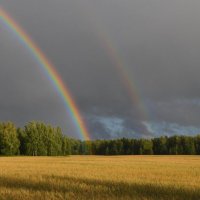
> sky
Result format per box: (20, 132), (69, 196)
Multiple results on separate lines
(1, 0), (200, 139)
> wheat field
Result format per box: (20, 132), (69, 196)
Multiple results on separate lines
(0, 156), (200, 200)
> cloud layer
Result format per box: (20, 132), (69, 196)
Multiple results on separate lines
(1, 0), (200, 138)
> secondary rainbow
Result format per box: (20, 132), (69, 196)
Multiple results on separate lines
(79, 2), (149, 122)
(0, 6), (90, 140)
(97, 31), (148, 121)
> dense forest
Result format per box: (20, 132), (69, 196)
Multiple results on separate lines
(0, 121), (200, 156)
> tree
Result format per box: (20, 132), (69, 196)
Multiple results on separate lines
(109, 140), (118, 155)
(62, 136), (71, 156)
(0, 122), (19, 155)
(179, 136), (195, 155)
(133, 140), (143, 155)
(17, 128), (27, 155)
(121, 138), (132, 155)
(153, 136), (168, 155)
(194, 135), (200, 155)
(24, 122), (64, 156)
(24, 122), (44, 156)
(141, 139), (153, 155)
(167, 136), (178, 155)
(70, 139), (81, 155)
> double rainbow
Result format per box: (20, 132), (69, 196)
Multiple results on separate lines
(0, 6), (90, 140)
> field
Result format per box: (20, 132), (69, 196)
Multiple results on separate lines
(0, 156), (200, 200)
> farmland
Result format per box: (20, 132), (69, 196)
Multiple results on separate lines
(0, 156), (200, 200)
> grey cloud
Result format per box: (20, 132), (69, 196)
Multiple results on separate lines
(1, 0), (200, 138)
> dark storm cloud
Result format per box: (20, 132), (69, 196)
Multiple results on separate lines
(1, 0), (200, 138)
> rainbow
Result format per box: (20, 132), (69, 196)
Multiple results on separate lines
(77, 2), (149, 123)
(0, 6), (90, 140)
(98, 31), (148, 121)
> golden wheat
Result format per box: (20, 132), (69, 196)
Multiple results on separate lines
(0, 156), (200, 200)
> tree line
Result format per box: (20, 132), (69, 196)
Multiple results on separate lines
(0, 122), (70, 156)
(0, 121), (200, 156)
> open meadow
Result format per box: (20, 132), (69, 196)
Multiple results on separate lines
(0, 156), (200, 200)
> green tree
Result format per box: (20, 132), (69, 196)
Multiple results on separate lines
(0, 122), (19, 155)
(179, 136), (195, 155)
(62, 136), (71, 155)
(194, 135), (200, 155)
(141, 139), (153, 155)
(109, 140), (118, 155)
(153, 136), (168, 155)
(167, 136), (178, 155)
(17, 128), (27, 155)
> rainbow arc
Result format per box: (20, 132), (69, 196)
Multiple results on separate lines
(0, 6), (90, 140)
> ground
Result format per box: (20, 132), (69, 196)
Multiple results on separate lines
(0, 156), (200, 200)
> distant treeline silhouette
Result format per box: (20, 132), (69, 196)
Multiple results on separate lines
(0, 121), (200, 156)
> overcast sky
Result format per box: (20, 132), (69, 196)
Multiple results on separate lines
(1, 0), (200, 139)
